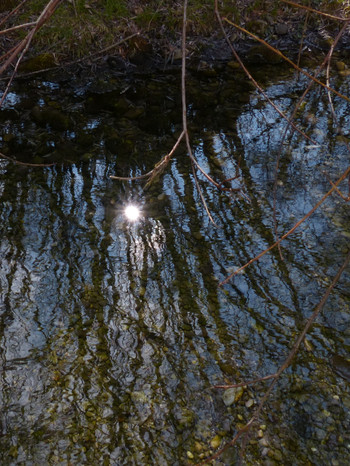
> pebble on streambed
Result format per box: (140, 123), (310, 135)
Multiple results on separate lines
(222, 386), (245, 406)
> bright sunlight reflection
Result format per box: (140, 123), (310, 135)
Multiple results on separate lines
(124, 205), (141, 221)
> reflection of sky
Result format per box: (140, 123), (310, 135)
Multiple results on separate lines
(84, 119), (100, 130)
(1, 72), (350, 464)
(41, 81), (60, 90)
(110, 211), (166, 269)
(237, 80), (350, 228)
(1, 91), (20, 107)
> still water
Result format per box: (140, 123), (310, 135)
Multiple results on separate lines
(0, 65), (350, 464)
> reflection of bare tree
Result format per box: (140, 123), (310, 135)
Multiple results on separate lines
(1, 1), (350, 464)
(204, 1), (350, 462)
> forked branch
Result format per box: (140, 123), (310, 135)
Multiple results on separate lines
(219, 165), (350, 286)
(110, 0), (245, 223)
(0, 0), (63, 107)
(223, 17), (350, 103)
(201, 249), (350, 464)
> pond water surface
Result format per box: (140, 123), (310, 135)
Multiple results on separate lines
(0, 64), (350, 465)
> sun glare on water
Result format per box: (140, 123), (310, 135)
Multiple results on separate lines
(124, 205), (141, 221)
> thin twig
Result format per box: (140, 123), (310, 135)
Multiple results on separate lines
(220, 165), (350, 286)
(215, 0), (349, 267)
(223, 17), (350, 103)
(213, 373), (277, 389)
(325, 32), (339, 124)
(181, 0), (217, 225)
(0, 33), (140, 81)
(214, 2), (316, 144)
(322, 171), (350, 201)
(0, 21), (36, 35)
(0, 30), (36, 107)
(0, 0), (29, 28)
(271, 21), (350, 258)
(0, 0), (63, 107)
(296, 9), (310, 78)
(201, 249), (350, 464)
(109, 130), (185, 182)
(0, 43), (21, 64)
(109, 1), (253, 210)
(281, 0), (350, 21)
(0, 151), (55, 167)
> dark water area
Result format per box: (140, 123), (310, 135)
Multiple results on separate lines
(0, 65), (350, 465)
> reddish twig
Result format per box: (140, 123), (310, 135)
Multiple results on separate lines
(0, 21), (36, 35)
(271, 20), (350, 257)
(223, 17), (350, 104)
(109, 130), (185, 182)
(0, 43), (21, 64)
(214, 1), (316, 145)
(219, 165), (350, 286)
(322, 171), (350, 202)
(201, 249), (350, 464)
(281, 0), (350, 21)
(0, 0), (29, 28)
(181, 0), (217, 225)
(213, 373), (277, 389)
(0, 0), (63, 107)
(296, 9), (310, 78)
(110, 0), (245, 219)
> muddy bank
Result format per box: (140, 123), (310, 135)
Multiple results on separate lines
(9, 32), (350, 93)
(2, 0), (350, 83)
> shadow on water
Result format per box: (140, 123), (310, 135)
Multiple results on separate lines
(0, 66), (350, 464)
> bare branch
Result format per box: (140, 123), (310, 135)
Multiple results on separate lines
(0, 0), (29, 28)
(271, 20), (350, 259)
(0, 151), (55, 167)
(214, 1), (316, 144)
(281, 0), (350, 21)
(219, 165), (350, 286)
(202, 249), (350, 464)
(296, 10), (310, 78)
(213, 373), (277, 389)
(109, 130), (185, 183)
(0, 0), (63, 107)
(0, 21), (36, 35)
(223, 17), (350, 104)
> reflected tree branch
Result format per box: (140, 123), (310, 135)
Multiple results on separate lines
(201, 249), (350, 464)
(223, 17), (350, 104)
(0, 151), (55, 167)
(219, 164), (350, 286)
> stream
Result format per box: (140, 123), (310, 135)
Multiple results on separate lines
(0, 63), (350, 465)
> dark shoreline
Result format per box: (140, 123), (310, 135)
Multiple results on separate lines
(1, 21), (349, 87)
